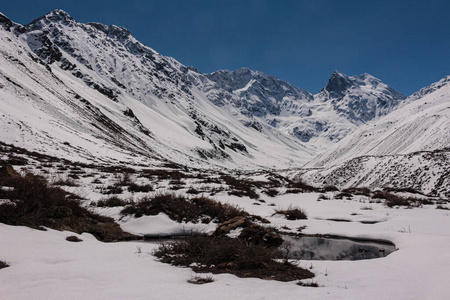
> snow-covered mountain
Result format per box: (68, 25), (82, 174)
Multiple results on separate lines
(301, 75), (450, 197)
(316, 71), (406, 124)
(0, 9), (412, 169)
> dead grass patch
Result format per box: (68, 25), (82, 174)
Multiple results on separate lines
(121, 193), (247, 223)
(274, 205), (308, 220)
(154, 235), (314, 282)
(0, 165), (136, 242)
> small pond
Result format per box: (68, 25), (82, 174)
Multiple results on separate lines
(281, 235), (396, 261)
(140, 233), (396, 261)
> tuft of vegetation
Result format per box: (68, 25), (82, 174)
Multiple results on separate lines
(0, 165), (137, 242)
(128, 183), (153, 193)
(287, 180), (318, 192)
(140, 169), (190, 180)
(52, 177), (78, 186)
(0, 260), (9, 269)
(285, 188), (303, 194)
(100, 185), (123, 195)
(115, 172), (133, 186)
(153, 234), (314, 282)
(91, 178), (102, 184)
(66, 235), (83, 242)
(238, 223), (283, 246)
(321, 185), (339, 192)
(436, 205), (450, 210)
(187, 274), (215, 284)
(334, 192), (353, 200)
(263, 188), (279, 197)
(121, 193), (247, 223)
(317, 194), (331, 201)
(373, 191), (417, 207)
(6, 155), (28, 165)
(96, 196), (129, 207)
(221, 175), (261, 199)
(341, 187), (371, 197)
(186, 187), (201, 194)
(274, 205), (308, 220)
(297, 280), (319, 287)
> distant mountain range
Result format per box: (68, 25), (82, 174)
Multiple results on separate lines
(1, 9), (449, 196)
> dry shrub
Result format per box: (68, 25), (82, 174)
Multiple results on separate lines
(96, 196), (129, 207)
(154, 235), (314, 281)
(0, 260), (9, 269)
(128, 183), (153, 193)
(66, 235), (83, 242)
(120, 193), (247, 223)
(0, 165), (136, 242)
(287, 180), (318, 192)
(274, 205), (308, 220)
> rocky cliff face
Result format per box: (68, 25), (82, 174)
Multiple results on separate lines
(317, 71), (406, 124)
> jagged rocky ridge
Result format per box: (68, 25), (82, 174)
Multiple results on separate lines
(0, 9), (407, 168)
(301, 75), (450, 197)
(1, 9), (449, 192)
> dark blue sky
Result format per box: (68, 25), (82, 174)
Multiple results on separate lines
(2, 0), (449, 95)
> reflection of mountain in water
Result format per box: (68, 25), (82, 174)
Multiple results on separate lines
(282, 236), (396, 261)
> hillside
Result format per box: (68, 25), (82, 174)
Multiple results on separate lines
(0, 10), (406, 169)
(301, 76), (450, 197)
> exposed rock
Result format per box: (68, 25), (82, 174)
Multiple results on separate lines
(214, 216), (283, 246)
(239, 223), (283, 246)
(214, 216), (251, 236)
(0, 165), (21, 179)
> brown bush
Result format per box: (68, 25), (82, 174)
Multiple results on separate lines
(128, 183), (153, 193)
(96, 196), (129, 207)
(274, 205), (308, 220)
(0, 165), (136, 242)
(287, 180), (318, 192)
(121, 193), (247, 223)
(154, 235), (314, 281)
(0, 260), (9, 269)
(66, 235), (83, 242)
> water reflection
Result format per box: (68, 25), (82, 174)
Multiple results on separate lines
(282, 235), (396, 261)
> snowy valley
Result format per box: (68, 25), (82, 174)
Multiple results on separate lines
(1, 9), (450, 300)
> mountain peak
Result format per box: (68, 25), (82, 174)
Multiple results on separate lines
(331, 70), (346, 77)
(88, 22), (132, 40)
(46, 9), (72, 18)
(325, 71), (352, 95)
(42, 9), (73, 23)
(0, 12), (13, 30)
(29, 9), (75, 27)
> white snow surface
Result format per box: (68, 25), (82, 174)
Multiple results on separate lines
(0, 10), (408, 169)
(299, 74), (450, 196)
(1, 10), (450, 298)
(305, 76), (450, 169)
(1, 192), (450, 299)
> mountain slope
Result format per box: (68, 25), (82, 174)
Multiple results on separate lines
(203, 68), (406, 152)
(316, 71), (406, 124)
(301, 76), (450, 196)
(0, 10), (407, 168)
(305, 75), (450, 168)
